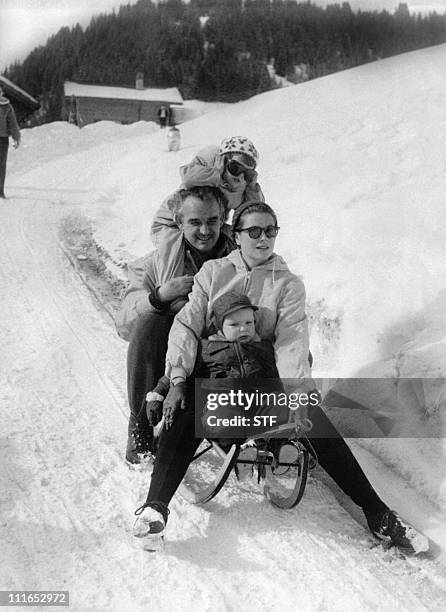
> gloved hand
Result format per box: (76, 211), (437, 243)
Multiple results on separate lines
(163, 382), (187, 430)
(169, 297), (188, 313)
(290, 389), (322, 433)
(293, 407), (313, 433)
(146, 400), (163, 427)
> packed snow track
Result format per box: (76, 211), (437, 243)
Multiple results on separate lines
(1, 195), (445, 611)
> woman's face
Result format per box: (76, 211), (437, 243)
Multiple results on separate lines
(235, 212), (277, 268)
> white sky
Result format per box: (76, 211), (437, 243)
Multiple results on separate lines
(0, 0), (140, 70)
(1, 0), (446, 71)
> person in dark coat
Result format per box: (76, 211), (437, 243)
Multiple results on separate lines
(145, 291), (289, 438)
(0, 84), (20, 199)
(157, 106), (168, 128)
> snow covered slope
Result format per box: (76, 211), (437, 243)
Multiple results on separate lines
(2, 44), (446, 610)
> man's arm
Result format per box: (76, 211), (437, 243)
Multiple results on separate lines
(114, 254), (159, 340)
(114, 252), (193, 341)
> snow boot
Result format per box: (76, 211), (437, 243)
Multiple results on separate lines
(365, 509), (429, 555)
(133, 502), (169, 550)
(125, 425), (155, 465)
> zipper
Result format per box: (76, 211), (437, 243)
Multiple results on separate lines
(242, 269), (251, 293)
(234, 342), (247, 378)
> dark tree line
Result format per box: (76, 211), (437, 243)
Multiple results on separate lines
(4, 0), (446, 123)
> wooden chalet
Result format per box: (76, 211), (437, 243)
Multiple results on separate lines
(0, 76), (40, 124)
(63, 75), (183, 127)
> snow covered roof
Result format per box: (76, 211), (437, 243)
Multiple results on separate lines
(64, 81), (183, 104)
(0, 75), (39, 109)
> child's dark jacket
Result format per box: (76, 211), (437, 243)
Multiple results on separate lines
(194, 335), (279, 380)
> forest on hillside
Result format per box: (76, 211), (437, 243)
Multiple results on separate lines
(4, 0), (446, 123)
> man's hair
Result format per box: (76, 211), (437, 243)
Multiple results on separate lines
(173, 186), (228, 224)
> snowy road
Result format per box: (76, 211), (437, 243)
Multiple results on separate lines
(1, 193), (446, 611)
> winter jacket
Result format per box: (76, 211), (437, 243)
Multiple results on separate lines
(194, 334), (279, 379)
(114, 233), (235, 341)
(0, 97), (20, 141)
(148, 336), (289, 437)
(179, 144), (264, 209)
(166, 249), (311, 383)
(196, 336), (289, 437)
(149, 336), (280, 394)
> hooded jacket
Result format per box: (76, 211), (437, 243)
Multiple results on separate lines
(0, 96), (20, 141)
(166, 249), (311, 381)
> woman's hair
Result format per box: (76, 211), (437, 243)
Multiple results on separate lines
(231, 202), (278, 235)
(173, 186), (228, 223)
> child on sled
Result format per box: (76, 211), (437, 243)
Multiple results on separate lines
(145, 290), (303, 479)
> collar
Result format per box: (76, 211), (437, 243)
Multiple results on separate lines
(207, 331), (262, 342)
(226, 248), (291, 272)
(184, 233), (233, 269)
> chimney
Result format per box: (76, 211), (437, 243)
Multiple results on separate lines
(135, 72), (144, 90)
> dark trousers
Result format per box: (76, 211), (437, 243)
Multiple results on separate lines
(146, 401), (387, 517)
(0, 137), (9, 196)
(126, 312), (174, 448)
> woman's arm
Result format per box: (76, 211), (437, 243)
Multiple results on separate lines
(165, 262), (213, 380)
(274, 275), (311, 380)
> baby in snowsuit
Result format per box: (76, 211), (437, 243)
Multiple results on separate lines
(146, 291), (288, 442)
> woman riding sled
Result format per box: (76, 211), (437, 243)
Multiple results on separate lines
(134, 201), (429, 555)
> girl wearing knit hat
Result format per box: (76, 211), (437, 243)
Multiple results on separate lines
(151, 136), (265, 251)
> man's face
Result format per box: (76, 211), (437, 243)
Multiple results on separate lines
(179, 195), (223, 252)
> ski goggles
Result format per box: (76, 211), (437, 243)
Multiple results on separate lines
(227, 152), (256, 169)
(226, 158), (256, 182)
(236, 225), (280, 239)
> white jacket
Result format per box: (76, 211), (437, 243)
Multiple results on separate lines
(166, 249), (310, 381)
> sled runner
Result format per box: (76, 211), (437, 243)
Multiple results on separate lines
(178, 422), (318, 509)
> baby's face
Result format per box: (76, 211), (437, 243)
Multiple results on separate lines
(221, 307), (255, 342)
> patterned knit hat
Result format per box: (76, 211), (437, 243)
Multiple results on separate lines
(219, 136), (259, 166)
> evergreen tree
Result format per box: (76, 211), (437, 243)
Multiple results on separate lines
(3, 0), (446, 123)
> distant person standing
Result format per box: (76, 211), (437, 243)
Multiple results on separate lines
(157, 105), (168, 129)
(167, 126), (181, 152)
(0, 84), (20, 199)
